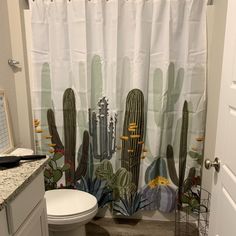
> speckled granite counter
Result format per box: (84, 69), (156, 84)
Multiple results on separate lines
(0, 157), (49, 210)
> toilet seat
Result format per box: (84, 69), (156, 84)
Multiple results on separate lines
(45, 189), (98, 225)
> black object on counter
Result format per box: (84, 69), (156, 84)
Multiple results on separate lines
(0, 155), (46, 168)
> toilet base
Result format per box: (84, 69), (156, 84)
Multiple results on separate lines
(49, 224), (86, 236)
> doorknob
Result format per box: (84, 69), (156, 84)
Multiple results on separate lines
(205, 157), (221, 172)
(8, 59), (20, 67)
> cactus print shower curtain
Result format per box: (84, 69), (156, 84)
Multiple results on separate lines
(30, 0), (207, 215)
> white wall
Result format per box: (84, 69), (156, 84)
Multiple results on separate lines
(0, 0), (20, 147)
(203, 0), (228, 191)
(0, 0), (34, 150)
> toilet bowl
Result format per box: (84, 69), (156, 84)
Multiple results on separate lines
(45, 189), (98, 236)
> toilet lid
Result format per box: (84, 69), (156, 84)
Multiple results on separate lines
(45, 189), (97, 217)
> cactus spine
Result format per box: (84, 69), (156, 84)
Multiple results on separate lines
(89, 97), (117, 160)
(121, 89), (144, 187)
(166, 101), (188, 205)
(63, 88), (76, 186)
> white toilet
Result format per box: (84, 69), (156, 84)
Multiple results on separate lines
(45, 189), (98, 236)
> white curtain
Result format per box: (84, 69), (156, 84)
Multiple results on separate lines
(30, 0), (207, 213)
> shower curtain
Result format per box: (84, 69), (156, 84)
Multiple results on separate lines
(30, 0), (207, 215)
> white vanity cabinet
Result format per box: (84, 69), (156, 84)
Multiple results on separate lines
(0, 208), (9, 236)
(0, 172), (48, 236)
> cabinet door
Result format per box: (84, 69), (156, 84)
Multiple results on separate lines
(0, 208), (9, 236)
(15, 199), (49, 236)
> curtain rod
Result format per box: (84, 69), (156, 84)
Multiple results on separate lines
(26, 0), (214, 5)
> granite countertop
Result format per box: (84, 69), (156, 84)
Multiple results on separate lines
(0, 157), (49, 210)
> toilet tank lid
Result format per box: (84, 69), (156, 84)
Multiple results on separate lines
(45, 189), (97, 216)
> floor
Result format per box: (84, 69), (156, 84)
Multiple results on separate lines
(85, 217), (176, 236)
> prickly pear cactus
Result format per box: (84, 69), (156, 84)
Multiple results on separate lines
(121, 89), (144, 187)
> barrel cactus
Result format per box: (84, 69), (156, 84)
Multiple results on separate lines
(95, 159), (114, 181)
(145, 157), (168, 184)
(121, 89), (144, 187)
(142, 157), (176, 213)
(95, 160), (136, 200)
(142, 177), (176, 213)
(113, 168), (136, 199)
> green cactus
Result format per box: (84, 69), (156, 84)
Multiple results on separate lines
(47, 109), (64, 151)
(121, 89), (144, 187)
(63, 88), (77, 186)
(91, 55), (103, 109)
(39, 62), (53, 154)
(150, 63), (184, 158)
(95, 160), (136, 200)
(44, 156), (70, 190)
(75, 130), (90, 181)
(153, 68), (164, 128)
(95, 159), (114, 181)
(145, 157), (168, 184)
(47, 88), (76, 186)
(89, 97), (117, 160)
(77, 62), (88, 132)
(166, 101), (189, 206)
(113, 168), (136, 199)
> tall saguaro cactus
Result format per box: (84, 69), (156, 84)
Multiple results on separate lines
(40, 63), (53, 153)
(166, 101), (189, 205)
(89, 97), (117, 160)
(75, 130), (90, 181)
(63, 88), (76, 186)
(121, 89), (144, 187)
(91, 55), (103, 109)
(47, 88), (92, 187)
(47, 109), (64, 151)
(150, 63), (184, 157)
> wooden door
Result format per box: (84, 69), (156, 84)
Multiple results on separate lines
(208, 0), (236, 235)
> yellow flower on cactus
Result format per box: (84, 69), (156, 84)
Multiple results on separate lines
(148, 176), (170, 189)
(35, 128), (43, 133)
(48, 143), (56, 147)
(48, 149), (55, 153)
